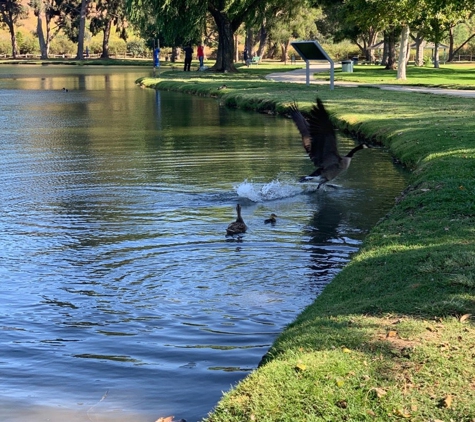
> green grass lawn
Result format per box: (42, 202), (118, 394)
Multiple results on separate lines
(139, 63), (475, 421)
(317, 62), (475, 89)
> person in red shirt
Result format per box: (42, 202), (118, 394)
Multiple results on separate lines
(197, 43), (204, 68)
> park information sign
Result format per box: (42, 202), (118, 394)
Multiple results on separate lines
(291, 41), (334, 89)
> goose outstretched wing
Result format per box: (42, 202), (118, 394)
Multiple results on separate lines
(290, 98), (340, 169)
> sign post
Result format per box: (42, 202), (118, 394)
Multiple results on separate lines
(291, 41), (334, 90)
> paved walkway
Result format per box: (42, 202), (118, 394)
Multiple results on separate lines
(266, 63), (475, 98)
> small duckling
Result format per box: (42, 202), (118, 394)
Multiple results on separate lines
(264, 213), (277, 225)
(226, 204), (247, 236)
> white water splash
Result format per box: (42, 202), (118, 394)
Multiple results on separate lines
(234, 179), (304, 202)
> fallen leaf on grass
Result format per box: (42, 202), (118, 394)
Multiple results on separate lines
(342, 347), (352, 353)
(370, 387), (387, 399)
(394, 408), (411, 418)
(295, 363), (306, 372)
(459, 313), (472, 322)
(335, 378), (345, 387)
(438, 394), (453, 408)
(386, 330), (398, 338)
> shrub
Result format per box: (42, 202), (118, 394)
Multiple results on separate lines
(88, 39), (103, 55)
(17, 31), (38, 55)
(0, 36), (11, 55)
(127, 39), (146, 57)
(49, 36), (76, 56)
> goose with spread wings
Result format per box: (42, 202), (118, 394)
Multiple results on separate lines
(290, 98), (368, 189)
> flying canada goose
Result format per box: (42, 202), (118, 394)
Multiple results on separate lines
(264, 213), (277, 225)
(290, 98), (368, 189)
(226, 204), (247, 236)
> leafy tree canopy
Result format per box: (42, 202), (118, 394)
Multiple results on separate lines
(126, 0), (309, 71)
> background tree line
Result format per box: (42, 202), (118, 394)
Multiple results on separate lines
(2, 0), (475, 77)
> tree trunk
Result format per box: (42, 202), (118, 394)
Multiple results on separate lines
(4, 11), (18, 58)
(397, 25), (410, 80)
(433, 43), (440, 68)
(361, 27), (378, 62)
(381, 32), (389, 66)
(385, 29), (397, 70)
(171, 46), (178, 62)
(281, 40), (290, 63)
(76, 0), (89, 60)
(413, 34), (425, 66)
(44, 12), (55, 58)
(448, 26), (454, 61)
(234, 33), (239, 62)
(208, 8), (237, 72)
(35, 8), (48, 59)
(245, 27), (253, 56)
(101, 19), (112, 59)
(9, 27), (18, 58)
(256, 23), (267, 58)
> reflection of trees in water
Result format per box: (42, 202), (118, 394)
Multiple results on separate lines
(304, 194), (357, 293)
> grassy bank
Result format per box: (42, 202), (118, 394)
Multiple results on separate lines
(139, 65), (475, 421)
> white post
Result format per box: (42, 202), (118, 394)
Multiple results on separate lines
(330, 61), (334, 90)
(306, 60), (310, 86)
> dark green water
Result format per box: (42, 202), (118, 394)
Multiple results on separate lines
(0, 65), (408, 422)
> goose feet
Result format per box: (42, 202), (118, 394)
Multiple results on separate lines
(299, 175), (315, 183)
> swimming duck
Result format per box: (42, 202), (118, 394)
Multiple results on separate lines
(264, 213), (277, 224)
(226, 204), (247, 236)
(290, 98), (368, 189)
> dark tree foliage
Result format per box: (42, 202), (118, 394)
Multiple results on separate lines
(55, 0), (82, 43)
(0, 0), (28, 57)
(90, 0), (128, 58)
(126, 0), (293, 72)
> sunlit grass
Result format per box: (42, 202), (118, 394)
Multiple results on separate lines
(314, 62), (475, 89)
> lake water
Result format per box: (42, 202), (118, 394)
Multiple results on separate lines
(0, 65), (408, 422)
